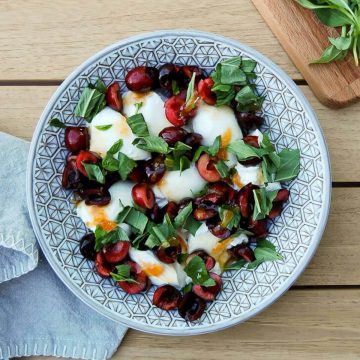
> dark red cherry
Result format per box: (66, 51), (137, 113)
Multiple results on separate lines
(132, 183), (155, 209)
(95, 252), (115, 278)
(192, 273), (222, 301)
(64, 127), (89, 153)
(101, 241), (130, 264)
(153, 285), (182, 311)
(79, 233), (96, 260)
(106, 82), (122, 111)
(178, 292), (206, 321)
(117, 261), (148, 294)
(125, 66), (159, 92)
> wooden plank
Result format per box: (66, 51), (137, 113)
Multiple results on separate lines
(20, 289), (360, 360)
(0, 85), (359, 182)
(1, 86), (360, 286)
(252, 0), (360, 108)
(0, 0), (301, 80)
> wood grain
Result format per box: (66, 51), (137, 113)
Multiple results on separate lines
(19, 289), (360, 359)
(0, 0), (301, 81)
(252, 0), (360, 108)
(0, 85), (359, 182)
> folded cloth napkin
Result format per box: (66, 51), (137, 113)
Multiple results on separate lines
(0, 132), (127, 360)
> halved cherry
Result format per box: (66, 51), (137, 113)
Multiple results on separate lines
(80, 186), (111, 206)
(187, 251), (215, 271)
(180, 65), (204, 83)
(230, 245), (255, 262)
(106, 82), (122, 111)
(243, 135), (260, 148)
(248, 218), (268, 239)
(195, 192), (224, 207)
(196, 153), (221, 182)
(153, 285), (182, 311)
(236, 112), (264, 132)
(193, 206), (217, 221)
(147, 203), (164, 223)
(178, 292), (206, 321)
(128, 162), (146, 183)
(198, 78), (216, 105)
(207, 182), (236, 204)
(159, 126), (188, 145)
(268, 205), (283, 219)
(165, 201), (179, 220)
(117, 261), (148, 294)
(65, 127), (89, 153)
(237, 183), (255, 218)
(193, 273), (222, 301)
(95, 252), (115, 278)
(156, 237), (182, 264)
(101, 241), (130, 264)
(62, 161), (82, 189)
(208, 224), (231, 240)
(76, 150), (100, 177)
(164, 95), (188, 126)
(144, 155), (166, 184)
(274, 189), (290, 203)
(132, 183), (155, 209)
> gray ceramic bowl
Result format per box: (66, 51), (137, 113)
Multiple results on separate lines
(26, 30), (331, 335)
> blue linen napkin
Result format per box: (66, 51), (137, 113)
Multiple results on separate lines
(0, 132), (127, 360)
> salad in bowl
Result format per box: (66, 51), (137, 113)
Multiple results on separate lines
(50, 56), (300, 322)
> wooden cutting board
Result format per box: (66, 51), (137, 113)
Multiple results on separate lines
(252, 0), (360, 108)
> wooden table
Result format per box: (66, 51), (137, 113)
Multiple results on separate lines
(2, 1), (360, 359)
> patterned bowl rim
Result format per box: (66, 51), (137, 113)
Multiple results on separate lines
(26, 29), (332, 336)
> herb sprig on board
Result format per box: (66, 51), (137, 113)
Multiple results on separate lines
(295, 0), (360, 65)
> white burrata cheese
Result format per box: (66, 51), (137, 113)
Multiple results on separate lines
(129, 248), (189, 287)
(192, 102), (243, 145)
(226, 233), (249, 249)
(153, 164), (206, 203)
(191, 102), (243, 167)
(122, 91), (172, 136)
(233, 162), (264, 189)
(89, 106), (150, 160)
(76, 181), (133, 233)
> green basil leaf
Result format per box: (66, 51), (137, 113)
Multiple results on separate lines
(207, 135), (222, 156)
(174, 202), (193, 228)
(172, 141), (192, 158)
(94, 225), (129, 251)
(82, 163), (105, 184)
(329, 35), (352, 50)
(108, 139), (123, 155)
(220, 64), (246, 85)
(241, 59), (257, 73)
(254, 239), (283, 262)
(75, 84), (106, 122)
(219, 206), (241, 230)
(177, 253), (189, 264)
(184, 256), (216, 286)
(314, 7), (354, 26)
(145, 214), (176, 249)
(310, 44), (345, 64)
(222, 57), (242, 67)
(179, 156), (191, 173)
(235, 85), (264, 112)
(89, 79), (107, 94)
(111, 264), (138, 283)
(134, 102), (143, 114)
(227, 140), (261, 160)
(214, 160), (230, 178)
(182, 282), (193, 293)
(102, 154), (119, 172)
(253, 188), (267, 221)
(127, 113), (150, 137)
(275, 149), (300, 182)
(225, 258), (247, 271)
(133, 136), (169, 154)
(117, 152), (136, 181)
(116, 206), (149, 234)
(95, 124), (112, 131)
(48, 118), (66, 129)
(186, 72), (196, 103)
(172, 80), (180, 95)
(295, 0), (331, 9)
(183, 216), (202, 236)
